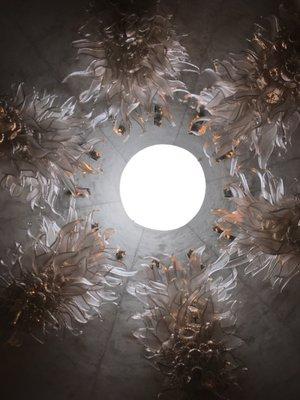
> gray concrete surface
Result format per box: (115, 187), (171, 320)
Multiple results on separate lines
(0, 1), (299, 399)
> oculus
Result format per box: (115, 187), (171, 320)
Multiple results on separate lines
(120, 144), (206, 230)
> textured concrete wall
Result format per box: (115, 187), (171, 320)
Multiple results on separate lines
(0, 1), (299, 399)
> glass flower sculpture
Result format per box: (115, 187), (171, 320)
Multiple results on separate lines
(128, 248), (240, 397)
(0, 84), (100, 210)
(65, 11), (197, 135)
(213, 172), (300, 288)
(188, 13), (300, 174)
(0, 212), (133, 346)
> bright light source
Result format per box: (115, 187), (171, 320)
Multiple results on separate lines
(120, 145), (206, 231)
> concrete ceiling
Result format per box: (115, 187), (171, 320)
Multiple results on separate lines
(0, 1), (299, 399)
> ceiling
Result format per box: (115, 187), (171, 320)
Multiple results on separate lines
(0, 1), (299, 399)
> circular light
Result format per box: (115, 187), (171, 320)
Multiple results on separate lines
(120, 145), (206, 231)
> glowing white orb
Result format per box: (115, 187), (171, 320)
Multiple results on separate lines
(120, 145), (206, 231)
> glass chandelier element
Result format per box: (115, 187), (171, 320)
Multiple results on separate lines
(188, 11), (300, 174)
(0, 211), (133, 346)
(65, 11), (198, 135)
(213, 172), (300, 288)
(128, 248), (241, 396)
(0, 84), (100, 210)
